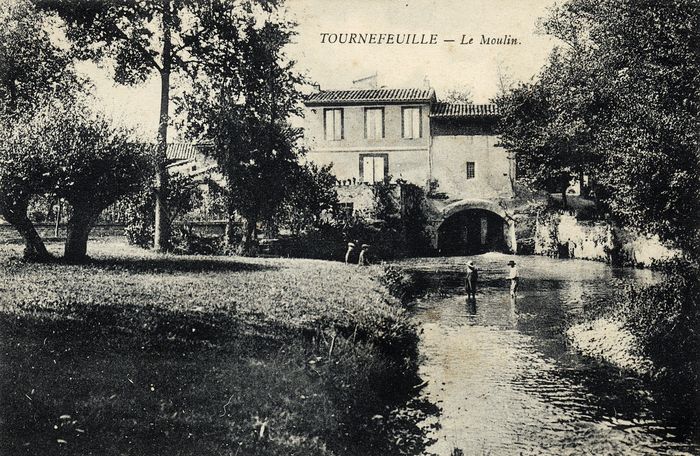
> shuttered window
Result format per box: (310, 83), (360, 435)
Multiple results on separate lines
(324, 108), (343, 140)
(402, 107), (422, 139)
(364, 108), (384, 139)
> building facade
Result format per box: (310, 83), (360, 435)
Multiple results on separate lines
(303, 88), (513, 198)
(303, 88), (517, 253)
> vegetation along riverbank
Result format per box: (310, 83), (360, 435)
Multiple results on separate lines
(567, 258), (699, 436)
(0, 239), (430, 456)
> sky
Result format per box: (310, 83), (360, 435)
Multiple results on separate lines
(79, 0), (560, 139)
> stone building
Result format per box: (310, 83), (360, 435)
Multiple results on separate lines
(303, 87), (517, 254)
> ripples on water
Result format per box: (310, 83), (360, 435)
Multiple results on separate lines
(400, 253), (698, 456)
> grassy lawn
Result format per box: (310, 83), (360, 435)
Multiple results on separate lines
(0, 239), (429, 455)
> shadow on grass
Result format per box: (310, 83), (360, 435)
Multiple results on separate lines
(4, 299), (276, 352)
(81, 255), (279, 274)
(0, 303), (435, 456)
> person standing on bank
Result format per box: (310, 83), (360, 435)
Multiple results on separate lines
(344, 242), (356, 265)
(358, 244), (370, 266)
(465, 260), (478, 299)
(507, 260), (519, 296)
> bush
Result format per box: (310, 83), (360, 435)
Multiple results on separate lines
(171, 225), (222, 256)
(379, 266), (424, 306)
(123, 187), (156, 248)
(123, 173), (203, 249)
(285, 223), (346, 260)
(613, 258), (699, 392)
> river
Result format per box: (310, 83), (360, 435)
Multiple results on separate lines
(396, 253), (698, 456)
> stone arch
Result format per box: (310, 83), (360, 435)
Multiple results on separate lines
(436, 199), (517, 254)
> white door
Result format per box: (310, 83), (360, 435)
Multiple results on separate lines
(363, 156), (374, 183)
(372, 156), (385, 183)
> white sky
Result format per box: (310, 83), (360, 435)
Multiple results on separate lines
(79, 0), (560, 139)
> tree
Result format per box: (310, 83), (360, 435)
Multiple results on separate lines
(0, 0), (77, 115)
(497, 0), (699, 245)
(0, 116), (54, 260)
(36, 0), (283, 251)
(185, 16), (305, 254)
(33, 101), (152, 261)
(496, 81), (577, 206)
(441, 84), (473, 104)
(542, 0), (699, 251)
(276, 163), (338, 235)
(0, 0), (79, 260)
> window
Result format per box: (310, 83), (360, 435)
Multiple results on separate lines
(324, 108), (343, 140)
(364, 108), (384, 139)
(360, 154), (388, 184)
(402, 107), (422, 139)
(466, 161), (476, 179)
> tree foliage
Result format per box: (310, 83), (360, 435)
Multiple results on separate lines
(0, 0), (78, 116)
(35, 0), (284, 251)
(276, 162), (338, 235)
(496, 82), (575, 201)
(184, 14), (305, 254)
(441, 84), (473, 104)
(497, 0), (699, 252)
(0, 0), (81, 260)
(2, 100), (152, 261)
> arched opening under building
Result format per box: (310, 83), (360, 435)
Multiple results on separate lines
(436, 201), (515, 255)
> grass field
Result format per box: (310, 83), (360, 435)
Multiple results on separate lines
(0, 239), (429, 455)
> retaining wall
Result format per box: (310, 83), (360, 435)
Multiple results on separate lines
(534, 213), (678, 267)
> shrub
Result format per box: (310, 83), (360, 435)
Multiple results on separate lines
(379, 266), (424, 306)
(123, 186), (156, 248)
(613, 258), (699, 393)
(123, 173), (203, 249)
(275, 162), (339, 235)
(575, 203), (602, 221)
(171, 225), (222, 256)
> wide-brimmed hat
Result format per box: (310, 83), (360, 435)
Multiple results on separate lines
(361, 244), (370, 249)
(347, 242), (356, 247)
(467, 261), (475, 267)
(507, 260), (516, 266)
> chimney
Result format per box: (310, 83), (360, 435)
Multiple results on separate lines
(352, 72), (378, 89)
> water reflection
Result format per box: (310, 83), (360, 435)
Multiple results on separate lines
(401, 253), (697, 456)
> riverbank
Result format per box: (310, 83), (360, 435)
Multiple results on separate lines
(0, 239), (426, 455)
(566, 259), (699, 434)
(396, 253), (698, 455)
(567, 318), (654, 376)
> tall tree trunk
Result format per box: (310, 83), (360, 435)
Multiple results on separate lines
(54, 199), (62, 237)
(238, 215), (258, 256)
(579, 168), (589, 198)
(1, 203), (51, 261)
(224, 210), (236, 247)
(64, 204), (99, 262)
(154, 0), (172, 252)
(561, 184), (568, 208)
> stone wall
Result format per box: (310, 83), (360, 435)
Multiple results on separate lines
(534, 213), (678, 267)
(430, 134), (513, 200)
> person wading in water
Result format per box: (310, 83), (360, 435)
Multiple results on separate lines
(507, 260), (519, 297)
(465, 260), (478, 299)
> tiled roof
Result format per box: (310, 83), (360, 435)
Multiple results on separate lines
(165, 143), (202, 161)
(305, 88), (435, 105)
(430, 103), (500, 118)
